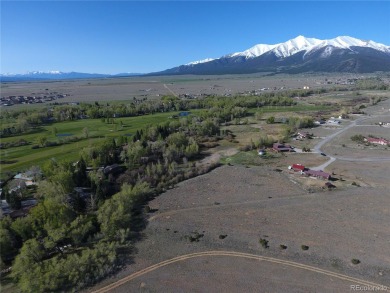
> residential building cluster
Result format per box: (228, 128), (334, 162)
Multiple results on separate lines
(0, 92), (69, 106)
(0, 171), (38, 219)
(289, 163), (331, 180)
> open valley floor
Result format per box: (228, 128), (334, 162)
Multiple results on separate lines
(89, 97), (390, 293)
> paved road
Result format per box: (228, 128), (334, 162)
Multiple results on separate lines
(93, 251), (390, 293)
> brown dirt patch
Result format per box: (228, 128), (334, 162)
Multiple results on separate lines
(89, 165), (390, 292)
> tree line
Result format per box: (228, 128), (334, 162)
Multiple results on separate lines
(0, 93), (297, 137)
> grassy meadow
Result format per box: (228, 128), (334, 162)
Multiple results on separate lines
(0, 104), (332, 179)
(0, 112), (180, 178)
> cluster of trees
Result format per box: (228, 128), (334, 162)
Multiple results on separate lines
(355, 77), (389, 90)
(0, 159), (155, 291)
(0, 91), (325, 291)
(350, 134), (365, 143)
(0, 93), (297, 138)
(287, 117), (315, 129)
(244, 134), (275, 151)
(281, 117), (315, 140)
(0, 107), (228, 291)
(265, 115), (314, 128)
(0, 138), (29, 149)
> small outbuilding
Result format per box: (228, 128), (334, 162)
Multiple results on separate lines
(273, 143), (294, 152)
(304, 169), (331, 180)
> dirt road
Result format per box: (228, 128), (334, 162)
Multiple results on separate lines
(93, 251), (389, 293)
(163, 83), (178, 97)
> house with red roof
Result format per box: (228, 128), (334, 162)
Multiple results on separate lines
(364, 137), (389, 146)
(289, 164), (306, 172)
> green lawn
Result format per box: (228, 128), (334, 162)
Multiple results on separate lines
(0, 104), (331, 178)
(0, 112), (179, 177)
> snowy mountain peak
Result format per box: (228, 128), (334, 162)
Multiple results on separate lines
(28, 70), (63, 75)
(186, 58), (215, 65)
(185, 35), (390, 65)
(272, 36), (323, 58)
(229, 43), (279, 58)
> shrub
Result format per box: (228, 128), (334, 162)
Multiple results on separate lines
(351, 134), (365, 143)
(351, 258), (361, 265)
(301, 245), (309, 250)
(219, 235), (227, 239)
(259, 238), (269, 249)
(185, 231), (204, 242)
(266, 116), (275, 124)
(280, 244), (287, 250)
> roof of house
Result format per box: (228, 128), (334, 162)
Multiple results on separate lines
(366, 137), (389, 143)
(273, 143), (293, 150)
(14, 173), (33, 181)
(304, 169), (331, 179)
(292, 164), (305, 171)
(103, 164), (122, 175)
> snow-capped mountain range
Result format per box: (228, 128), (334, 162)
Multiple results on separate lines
(1, 71), (69, 77)
(155, 35), (390, 75)
(220, 36), (389, 60)
(2, 36), (390, 81)
(0, 71), (142, 82)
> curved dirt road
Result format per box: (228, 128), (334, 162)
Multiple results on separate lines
(93, 251), (389, 293)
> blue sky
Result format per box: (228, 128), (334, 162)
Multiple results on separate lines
(1, 1), (389, 74)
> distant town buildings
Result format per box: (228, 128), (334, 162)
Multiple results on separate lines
(0, 92), (69, 106)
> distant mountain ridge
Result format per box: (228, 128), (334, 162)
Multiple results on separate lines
(0, 71), (142, 82)
(153, 35), (390, 75)
(2, 35), (390, 81)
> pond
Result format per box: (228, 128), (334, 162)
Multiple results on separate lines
(56, 133), (73, 137)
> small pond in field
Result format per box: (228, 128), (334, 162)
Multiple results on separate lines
(124, 133), (132, 137)
(56, 133), (73, 137)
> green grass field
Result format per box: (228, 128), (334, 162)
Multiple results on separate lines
(0, 104), (331, 178)
(0, 112), (179, 177)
